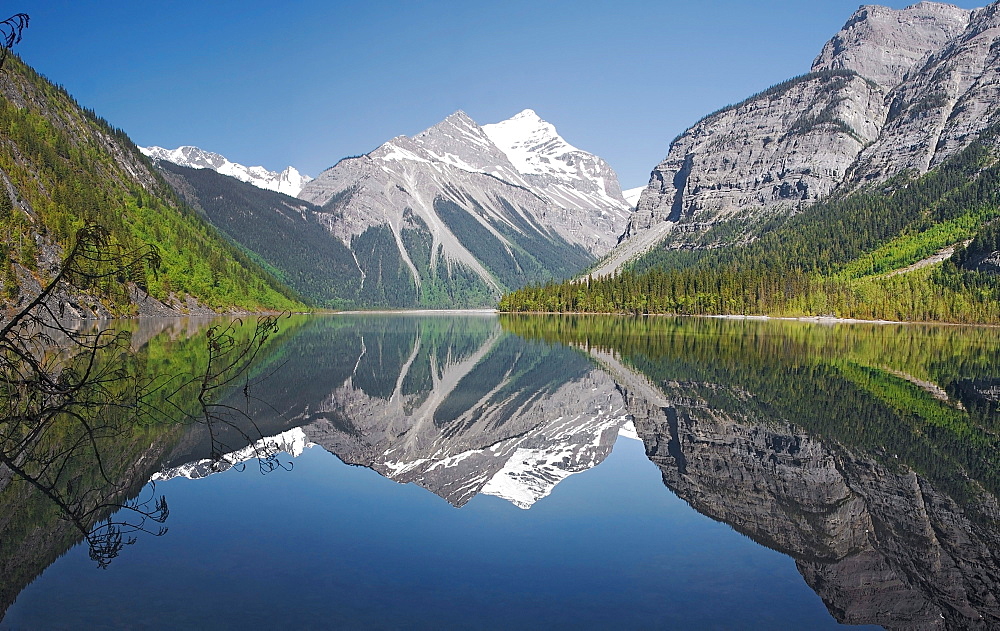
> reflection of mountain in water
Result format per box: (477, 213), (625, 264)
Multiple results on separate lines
(629, 384), (999, 629)
(13, 314), (999, 629)
(159, 315), (630, 508)
(508, 315), (1000, 631)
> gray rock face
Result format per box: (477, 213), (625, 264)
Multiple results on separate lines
(299, 110), (629, 299)
(812, 2), (972, 90)
(849, 2), (1000, 182)
(620, 71), (886, 247)
(605, 1), (998, 273)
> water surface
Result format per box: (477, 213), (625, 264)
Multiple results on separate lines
(2, 314), (998, 629)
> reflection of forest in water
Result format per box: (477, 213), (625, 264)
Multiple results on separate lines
(0, 314), (286, 617)
(505, 315), (1000, 630)
(3, 313), (1000, 629)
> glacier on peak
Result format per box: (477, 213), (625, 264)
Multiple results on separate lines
(482, 108), (581, 177)
(141, 145), (313, 197)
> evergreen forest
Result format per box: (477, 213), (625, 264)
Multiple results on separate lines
(500, 128), (1000, 324)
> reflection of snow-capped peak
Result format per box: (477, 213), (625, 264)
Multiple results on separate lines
(479, 411), (631, 509)
(140, 145), (312, 196)
(618, 420), (640, 441)
(152, 427), (314, 482)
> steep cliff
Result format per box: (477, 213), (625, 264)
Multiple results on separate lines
(604, 1), (999, 275)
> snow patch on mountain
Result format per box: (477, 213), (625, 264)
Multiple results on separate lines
(622, 186), (644, 208)
(483, 109), (630, 216)
(482, 109), (582, 177)
(141, 145), (312, 197)
(151, 427), (314, 482)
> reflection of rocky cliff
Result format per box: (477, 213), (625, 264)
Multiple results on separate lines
(157, 315), (631, 508)
(611, 362), (1000, 630)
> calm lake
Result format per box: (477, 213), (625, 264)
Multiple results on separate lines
(2, 313), (998, 629)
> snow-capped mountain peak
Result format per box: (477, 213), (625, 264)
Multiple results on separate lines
(482, 108), (580, 177)
(141, 145), (312, 197)
(622, 186), (644, 208)
(482, 110), (629, 218)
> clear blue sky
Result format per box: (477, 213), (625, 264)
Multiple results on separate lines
(10, 0), (989, 189)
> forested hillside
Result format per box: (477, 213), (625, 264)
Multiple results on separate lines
(156, 161), (361, 309)
(0, 55), (301, 315)
(501, 129), (1000, 323)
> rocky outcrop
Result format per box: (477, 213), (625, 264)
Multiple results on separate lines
(620, 71), (886, 245)
(604, 1), (999, 274)
(811, 2), (971, 90)
(848, 2), (1000, 182)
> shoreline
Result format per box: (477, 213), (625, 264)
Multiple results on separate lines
(490, 310), (998, 328)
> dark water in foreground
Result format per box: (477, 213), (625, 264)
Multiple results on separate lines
(2, 313), (998, 629)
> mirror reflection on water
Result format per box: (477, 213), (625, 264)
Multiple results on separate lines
(1, 313), (998, 629)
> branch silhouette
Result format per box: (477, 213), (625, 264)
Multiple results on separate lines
(0, 13), (28, 71)
(1, 224), (286, 569)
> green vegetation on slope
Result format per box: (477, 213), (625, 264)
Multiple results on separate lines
(435, 197), (593, 292)
(501, 128), (1000, 323)
(157, 161), (360, 309)
(0, 55), (301, 313)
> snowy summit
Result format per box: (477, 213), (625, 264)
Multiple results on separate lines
(141, 145), (312, 197)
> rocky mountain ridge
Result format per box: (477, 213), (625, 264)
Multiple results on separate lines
(600, 0), (1000, 276)
(297, 109), (629, 305)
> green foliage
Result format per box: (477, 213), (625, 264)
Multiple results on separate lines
(0, 55), (301, 313)
(399, 210), (496, 308)
(502, 128), (1000, 324)
(157, 162), (360, 308)
(352, 225), (418, 308)
(434, 196), (592, 292)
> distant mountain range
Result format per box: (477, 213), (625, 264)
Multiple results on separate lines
(140, 145), (313, 197)
(147, 109), (631, 308)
